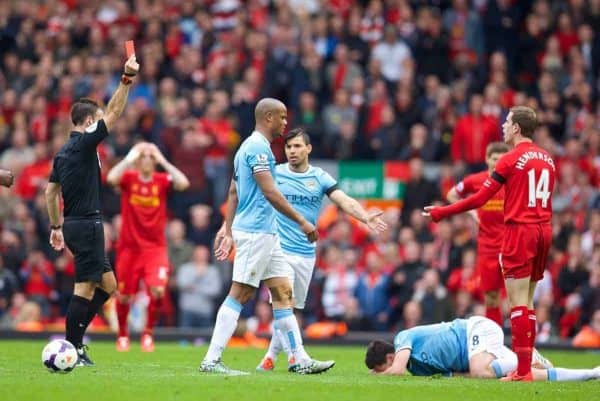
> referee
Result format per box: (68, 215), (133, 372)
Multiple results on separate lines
(45, 55), (139, 366)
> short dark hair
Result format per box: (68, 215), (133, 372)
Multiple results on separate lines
(284, 128), (311, 145)
(510, 106), (537, 138)
(486, 141), (509, 157)
(71, 98), (100, 125)
(365, 340), (395, 370)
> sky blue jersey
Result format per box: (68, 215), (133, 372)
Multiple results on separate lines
(275, 163), (338, 256)
(394, 319), (469, 376)
(231, 131), (277, 234)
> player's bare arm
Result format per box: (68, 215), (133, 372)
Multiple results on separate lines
(254, 170), (318, 243)
(103, 55), (139, 131)
(0, 169), (14, 187)
(215, 180), (238, 261)
(328, 189), (387, 234)
(446, 186), (479, 223)
(106, 142), (146, 186)
(44, 181), (64, 251)
(380, 349), (411, 376)
(147, 143), (190, 191)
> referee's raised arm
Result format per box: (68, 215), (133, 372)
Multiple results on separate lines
(103, 55), (139, 131)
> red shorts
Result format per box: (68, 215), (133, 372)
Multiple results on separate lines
(476, 248), (504, 293)
(116, 246), (170, 295)
(499, 223), (552, 282)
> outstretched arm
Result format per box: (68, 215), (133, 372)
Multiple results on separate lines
(424, 177), (502, 222)
(328, 189), (387, 234)
(446, 186), (479, 223)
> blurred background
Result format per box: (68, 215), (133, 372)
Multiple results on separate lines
(0, 0), (599, 347)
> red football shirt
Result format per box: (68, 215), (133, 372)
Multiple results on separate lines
(118, 170), (171, 249)
(489, 142), (555, 224)
(455, 171), (505, 250)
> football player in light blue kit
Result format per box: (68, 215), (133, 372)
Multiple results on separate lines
(365, 316), (600, 382)
(199, 98), (333, 375)
(257, 128), (388, 372)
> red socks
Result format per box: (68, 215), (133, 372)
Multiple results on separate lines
(486, 306), (503, 327)
(528, 309), (537, 348)
(144, 296), (163, 335)
(116, 300), (130, 338)
(510, 305), (532, 376)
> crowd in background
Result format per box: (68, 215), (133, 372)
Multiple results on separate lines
(0, 0), (599, 346)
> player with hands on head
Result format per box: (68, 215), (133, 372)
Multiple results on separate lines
(106, 141), (189, 352)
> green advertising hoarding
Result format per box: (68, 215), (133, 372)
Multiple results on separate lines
(338, 161), (409, 201)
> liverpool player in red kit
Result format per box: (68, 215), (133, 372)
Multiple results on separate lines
(424, 107), (555, 382)
(446, 142), (509, 327)
(107, 142), (189, 352)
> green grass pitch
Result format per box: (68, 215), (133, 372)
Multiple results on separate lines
(0, 341), (598, 401)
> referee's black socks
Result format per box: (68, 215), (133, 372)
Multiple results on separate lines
(85, 288), (110, 327)
(66, 295), (91, 347)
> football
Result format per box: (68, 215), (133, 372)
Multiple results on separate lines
(42, 340), (78, 373)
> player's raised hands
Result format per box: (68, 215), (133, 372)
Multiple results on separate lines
(124, 142), (147, 163)
(365, 209), (387, 234)
(300, 221), (318, 243)
(147, 143), (168, 166)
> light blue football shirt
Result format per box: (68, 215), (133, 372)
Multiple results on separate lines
(275, 163), (338, 256)
(393, 319), (469, 376)
(231, 131), (277, 234)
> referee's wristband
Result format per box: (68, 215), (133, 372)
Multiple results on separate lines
(120, 75), (133, 85)
(50, 225), (62, 230)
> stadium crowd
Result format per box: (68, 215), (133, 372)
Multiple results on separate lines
(0, 0), (599, 347)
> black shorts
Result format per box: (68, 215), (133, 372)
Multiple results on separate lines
(63, 218), (112, 283)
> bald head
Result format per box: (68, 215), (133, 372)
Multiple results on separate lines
(254, 97), (288, 140)
(255, 98), (286, 121)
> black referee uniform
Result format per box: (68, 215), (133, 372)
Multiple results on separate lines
(49, 119), (112, 282)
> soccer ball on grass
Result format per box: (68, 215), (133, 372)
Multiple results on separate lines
(42, 339), (78, 373)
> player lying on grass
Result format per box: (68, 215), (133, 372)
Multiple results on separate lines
(365, 316), (599, 381)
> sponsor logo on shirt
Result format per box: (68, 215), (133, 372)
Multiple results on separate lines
(129, 194), (160, 207)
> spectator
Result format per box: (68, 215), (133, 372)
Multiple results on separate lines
(353, 251), (391, 331)
(370, 25), (412, 88)
(450, 94), (500, 172)
(176, 246), (221, 328)
(0, 255), (18, 320)
(322, 247), (358, 320)
(412, 269), (453, 324)
(400, 157), (439, 226)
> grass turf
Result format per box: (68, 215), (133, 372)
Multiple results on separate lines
(0, 341), (598, 401)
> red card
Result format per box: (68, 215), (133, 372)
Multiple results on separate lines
(125, 40), (135, 58)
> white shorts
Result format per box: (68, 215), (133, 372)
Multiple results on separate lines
(232, 230), (293, 288)
(466, 316), (513, 361)
(284, 252), (316, 310)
